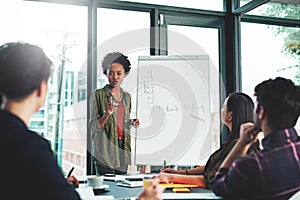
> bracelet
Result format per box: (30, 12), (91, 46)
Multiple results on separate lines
(185, 169), (189, 175)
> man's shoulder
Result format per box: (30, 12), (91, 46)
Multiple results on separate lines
(235, 153), (258, 162)
(233, 153), (261, 170)
(235, 141), (300, 170)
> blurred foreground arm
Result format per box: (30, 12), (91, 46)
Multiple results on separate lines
(138, 182), (164, 200)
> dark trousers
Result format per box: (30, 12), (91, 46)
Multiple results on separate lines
(94, 140), (128, 175)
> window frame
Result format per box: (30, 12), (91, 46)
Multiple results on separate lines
(22, 0), (300, 175)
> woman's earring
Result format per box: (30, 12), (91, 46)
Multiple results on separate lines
(0, 92), (6, 110)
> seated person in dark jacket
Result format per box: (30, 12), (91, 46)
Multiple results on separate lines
(0, 42), (80, 200)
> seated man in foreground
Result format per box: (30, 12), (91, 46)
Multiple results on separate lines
(210, 77), (300, 200)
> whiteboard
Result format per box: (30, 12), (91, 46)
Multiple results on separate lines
(134, 55), (214, 166)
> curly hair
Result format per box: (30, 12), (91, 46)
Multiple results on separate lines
(101, 52), (131, 75)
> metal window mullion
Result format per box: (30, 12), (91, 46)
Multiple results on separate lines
(150, 9), (160, 55)
(87, 0), (97, 175)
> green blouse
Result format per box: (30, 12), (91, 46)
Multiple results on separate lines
(89, 84), (132, 169)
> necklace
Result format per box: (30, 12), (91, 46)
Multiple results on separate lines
(110, 89), (123, 101)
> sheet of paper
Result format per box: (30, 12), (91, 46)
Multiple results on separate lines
(76, 186), (115, 200)
(103, 175), (125, 182)
(104, 173), (157, 182)
(76, 187), (95, 200)
(117, 181), (143, 188)
(94, 196), (115, 200)
(162, 192), (222, 199)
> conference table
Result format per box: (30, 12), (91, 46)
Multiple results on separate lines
(76, 174), (223, 200)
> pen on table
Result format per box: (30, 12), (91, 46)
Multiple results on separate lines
(67, 167), (74, 178)
(163, 160), (166, 169)
(122, 179), (132, 185)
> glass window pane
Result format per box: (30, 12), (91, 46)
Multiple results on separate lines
(97, 7), (150, 106)
(0, 1), (88, 176)
(97, 8), (150, 88)
(96, 8), (150, 173)
(241, 22), (300, 132)
(240, 0), (252, 7)
(118, 0), (223, 11)
(167, 25), (221, 166)
(242, 1), (300, 20)
(241, 22), (299, 96)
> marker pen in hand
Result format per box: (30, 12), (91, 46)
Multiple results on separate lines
(67, 167), (77, 188)
(67, 167), (75, 178)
